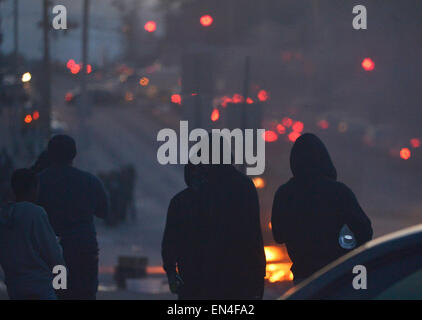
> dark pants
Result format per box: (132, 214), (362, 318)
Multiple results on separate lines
(58, 237), (99, 300)
(177, 276), (264, 300)
(293, 277), (305, 286)
(8, 281), (57, 300)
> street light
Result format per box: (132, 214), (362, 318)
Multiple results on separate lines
(21, 72), (32, 83)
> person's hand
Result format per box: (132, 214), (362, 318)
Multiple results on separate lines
(167, 273), (184, 294)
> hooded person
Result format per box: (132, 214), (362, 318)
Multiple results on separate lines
(0, 169), (65, 300)
(30, 150), (51, 175)
(37, 135), (110, 299)
(162, 132), (266, 300)
(271, 133), (373, 284)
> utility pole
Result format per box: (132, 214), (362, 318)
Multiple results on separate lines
(42, 0), (51, 138)
(78, 0), (91, 149)
(80, 0), (90, 117)
(13, 0), (18, 73)
(10, 0), (20, 155)
(312, 0), (320, 28)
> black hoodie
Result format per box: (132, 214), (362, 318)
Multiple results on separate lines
(271, 133), (373, 281)
(162, 160), (266, 299)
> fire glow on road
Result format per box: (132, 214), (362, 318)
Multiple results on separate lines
(264, 246), (293, 283)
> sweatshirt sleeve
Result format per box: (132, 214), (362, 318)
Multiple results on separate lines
(271, 186), (287, 244)
(161, 198), (180, 276)
(338, 183), (373, 245)
(246, 181), (266, 278)
(32, 208), (66, 270)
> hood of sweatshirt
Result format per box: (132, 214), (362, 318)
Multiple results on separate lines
(290, 133), (337, 180)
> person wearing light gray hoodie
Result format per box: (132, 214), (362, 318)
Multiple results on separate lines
(0, 169), (65, 300)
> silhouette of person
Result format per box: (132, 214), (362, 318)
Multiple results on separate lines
(37, 135), (110, 299)
(271, 133), (373, 284)
(0, 169), (65, 299)
(30, 150), (51, 174)
(162, 133), (266, 299)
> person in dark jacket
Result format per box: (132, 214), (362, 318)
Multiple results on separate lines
(0, 169), (65, 300)
(30, 150), (51, 174)
(271, 133), (373, 284)
(37, 135), (110, 299)
(162, 133), (266, 300)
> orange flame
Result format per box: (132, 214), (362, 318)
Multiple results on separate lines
(252, 177), (265, 189)
(264, 246), (293, 283)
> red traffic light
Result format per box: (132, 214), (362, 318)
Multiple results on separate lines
(200, 15), (213, 27)
(410, 138), (420, 148)
(400, 147), (411, 160)
(86, 64), (92, 74)
(262, 130), (278, 142)
(361, 58), (375, 71)
(70, 64), (81, 74)
(144, 21), (157, 33)
(171, 94), (182, 105)
(24, 114), (33, 124)
(210, 109), (220, 122)
(32, 111), (40, 120)
(66, 59), (76, 69)
(257, 89), (269, 102)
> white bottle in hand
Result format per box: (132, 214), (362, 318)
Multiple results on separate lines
(339, 224), (357, 250)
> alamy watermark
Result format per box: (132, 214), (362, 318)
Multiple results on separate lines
(156, 121), (266, 176)
(352, 5), (367, 30)
(52, 264), (67, 290)
(52, 5), (67, 30)
(352, 265), (367, 290)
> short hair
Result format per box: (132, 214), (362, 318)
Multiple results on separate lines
(47, 135), (77, 164)
(11, 168), (38, 197)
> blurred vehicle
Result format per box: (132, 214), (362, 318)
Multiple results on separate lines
(281, 224), (422, 300)
(98, 165), (137, 226)
(65, 86), (122, 106)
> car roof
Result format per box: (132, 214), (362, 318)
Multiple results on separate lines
(280, 224), (422, 300)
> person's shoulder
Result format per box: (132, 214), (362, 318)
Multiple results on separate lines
(333, 180), (351, 191)
(274, 178), (295, 197)
(166, 188), (193, 215)
(171, 188), (191, 204)
(69, 166), (92, 177)
(72, 167), (102, 184)
(230, 167), (256, 189)
(15, 202), (48, 219)
(333, 181), (356, 199)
